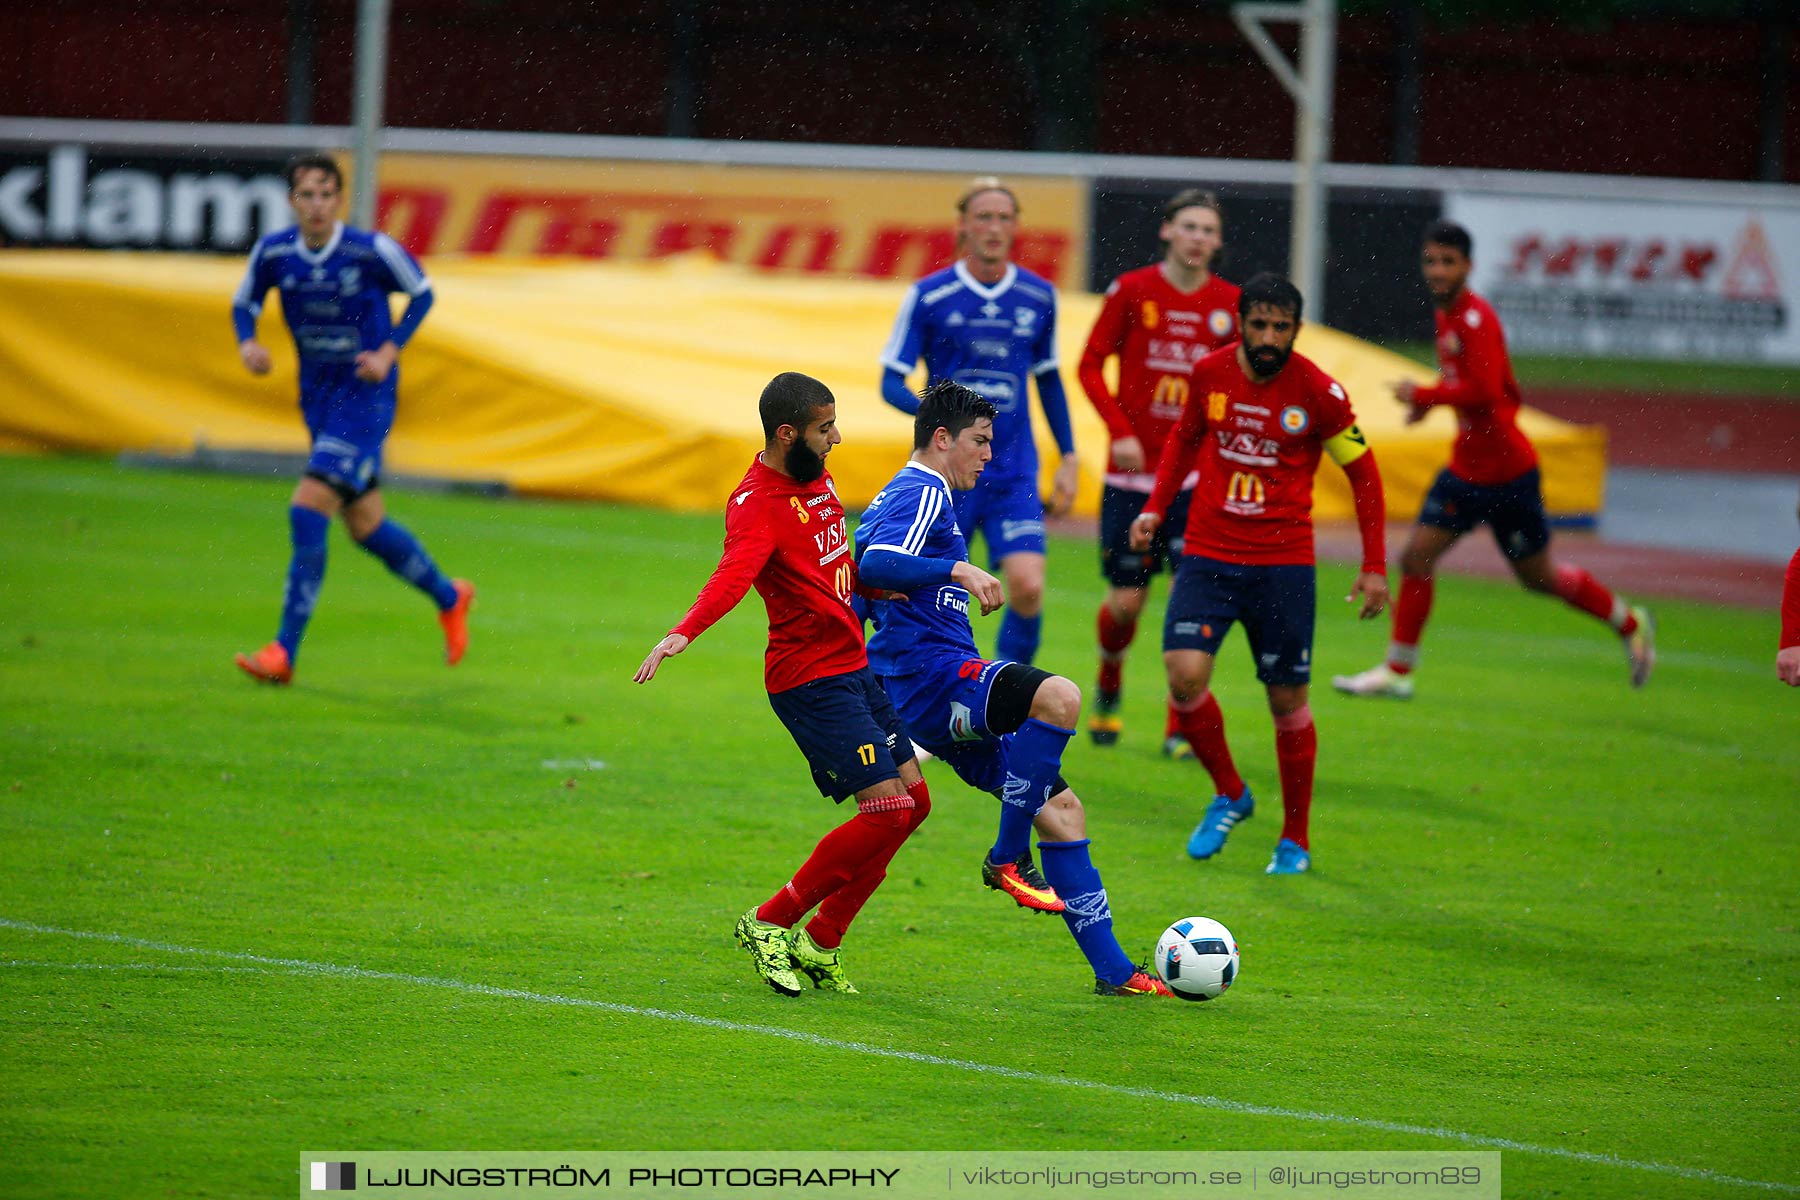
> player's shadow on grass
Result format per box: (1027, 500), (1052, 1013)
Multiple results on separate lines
(291, 681), (533, 736)
(1325, 777), (1509, 827)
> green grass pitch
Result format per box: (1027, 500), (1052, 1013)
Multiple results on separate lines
(1, 454), (1794, 1199)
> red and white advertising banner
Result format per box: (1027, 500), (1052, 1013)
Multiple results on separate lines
(1445, 192), (1799, 363)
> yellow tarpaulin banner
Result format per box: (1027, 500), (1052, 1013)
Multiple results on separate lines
(0, 251), (1603, 519)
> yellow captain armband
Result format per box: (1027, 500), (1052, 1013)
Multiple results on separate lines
(1323, 424), (1371, 466)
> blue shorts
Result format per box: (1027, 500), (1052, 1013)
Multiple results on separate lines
(952, 474), (1046, 568)
(1163, 555), (1316, 686)
(880, 657), (1028, 798)
(1100, 485), (1191, 588)
(767, 667), (910, 802)
(1419, 466), (1551, 562)
(301, 380), (395, 502)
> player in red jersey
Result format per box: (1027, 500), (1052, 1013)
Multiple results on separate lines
(1780, 498), (1799, 687)
(1130, 274), (1388, 875)
(1333, 221), (1654, 700)
(1078, 189), (1241, 756)
(635, 373), (929, 997)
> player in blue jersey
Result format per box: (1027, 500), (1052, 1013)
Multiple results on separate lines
(230, 153), (472, 685)
(878, 178), (1079, 666)
(856, 381), (1172, 997)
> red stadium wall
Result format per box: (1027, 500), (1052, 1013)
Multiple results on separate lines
(3, 0), (1795, 184)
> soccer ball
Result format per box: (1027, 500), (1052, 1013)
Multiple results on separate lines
(1154, 917), (1239, 1001)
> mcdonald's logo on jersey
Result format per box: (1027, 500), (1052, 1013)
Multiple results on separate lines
(1151, 374), (1190, 410)
(1225, 470), (1266, 511)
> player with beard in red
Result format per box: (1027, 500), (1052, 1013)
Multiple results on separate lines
(1333, 221), (1654, 700)
(1131, 274), (1389, 875)
(636, 372), (929, 997)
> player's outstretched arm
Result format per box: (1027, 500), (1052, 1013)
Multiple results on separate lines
(634, 633), (690, 684)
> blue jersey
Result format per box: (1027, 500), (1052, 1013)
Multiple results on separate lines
(881, 262), (1060, 482)
(856, 462), (982, 677)
(233, 222), (431, 412)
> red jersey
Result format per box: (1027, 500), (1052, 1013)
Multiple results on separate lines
(670, 457), (866, 694)
(1782, 547), (1800, 651)
(1415, 289), (1538, 486)
(1146, 346), (1358, 567)
(1078, 266), (1240, 486)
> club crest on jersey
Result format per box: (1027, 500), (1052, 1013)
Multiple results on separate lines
(1207, 391), (1229, 422)
(1141, 300), (1160, 329)
(1279, 406), (1310, 434)
(1208, 309), (1234, 337)
(338, 266), (361, 292)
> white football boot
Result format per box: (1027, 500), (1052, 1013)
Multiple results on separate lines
(1330, 662), (1415, 700)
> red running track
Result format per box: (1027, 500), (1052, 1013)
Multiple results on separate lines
(1528, 389), (1800, 475)
(1315, 521), (1785, 610)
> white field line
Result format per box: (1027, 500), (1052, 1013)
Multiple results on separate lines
(2, 918), (1795, 1195)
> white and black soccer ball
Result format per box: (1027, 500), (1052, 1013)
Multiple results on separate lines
(1154, 917), (1239, 1001)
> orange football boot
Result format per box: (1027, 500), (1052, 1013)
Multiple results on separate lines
(439, 579), (475, 665)
(234, 641), (293, 685)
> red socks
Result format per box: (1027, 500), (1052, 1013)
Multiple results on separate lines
(1272, 706), (1317, 850)
(1387, 573), (1434, 673)
(1096, 605), (1136, 697)
(802, 779), (931, 949)
(1554, 564), (1635, 634)
(1170, 691), (1246, 799)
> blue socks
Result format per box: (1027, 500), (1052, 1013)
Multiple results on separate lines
(1038, 838), (1136, 986)
(990, 718), (1073, 865)
(996, 609), (1041, 665)
(356, 518), (457, 609)
(277, 506), (329, 660)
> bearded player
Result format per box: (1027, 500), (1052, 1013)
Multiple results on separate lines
(1333, 221), (1654, 700)
(636, 373), (929, 997)
(1077, 188), (1240, 754)
(1131, 274), (1389, 875)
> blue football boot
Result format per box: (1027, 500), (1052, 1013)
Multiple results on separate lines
(1186, 786), (1255, 859)
(1265, 837), (1312, 875)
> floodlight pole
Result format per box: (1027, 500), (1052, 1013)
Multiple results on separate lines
(350, 0), (391, 229)
(1232, 0), (1337, 324)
